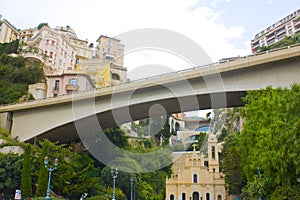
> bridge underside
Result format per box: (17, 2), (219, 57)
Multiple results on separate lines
(30, 91), (246, 143)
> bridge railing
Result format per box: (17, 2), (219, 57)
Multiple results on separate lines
(1, 43), (300, 108)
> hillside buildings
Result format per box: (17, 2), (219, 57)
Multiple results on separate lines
(166, 134), (226, 200)
(17, 22), (127, 97)
(169, 113), (211, 147)
(76, 35), (127, 87)
(251, 8), (300, 52)
(0, 15), (19, 44)
(25, 24), (77, 74)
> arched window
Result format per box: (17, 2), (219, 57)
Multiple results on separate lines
(211, 146), (215, 159)
(182, 193), (186, 200)
(193, 192), (199, 200)
(217, 194), (222, 200)
(112, 73), (120, 80)
(193, 174), (198, 183)
(206, 193), (210, 200)
(170, 194), (174, 200)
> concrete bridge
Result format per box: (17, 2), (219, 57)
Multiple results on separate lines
(1, 45), (300, 143)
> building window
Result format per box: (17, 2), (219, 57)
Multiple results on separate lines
(206, 193), (210, 200)
(175, 122), (180, 131)
(193, 174), (198, 183)
(69, 78), (77, 86)
(217, 195), (222, 200)
(54, 80), (59, 90)
(170, 194), (174, 200)
(182, 193), (186, 200)
(212, 146), (215, 160)
(112, 73), (120, 80)
(51, 40), (55, 46)
(108, 47), (110, 53)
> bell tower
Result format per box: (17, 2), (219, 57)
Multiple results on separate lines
(207, 134), (220, 173)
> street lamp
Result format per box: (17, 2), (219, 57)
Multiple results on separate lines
(44, 156), (58, 200)
(130, 176), (134, 200)
(111, 168), (118, 200)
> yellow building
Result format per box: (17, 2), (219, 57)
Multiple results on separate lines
(166, 134), (226, 200)
(0, 15), (19, 43)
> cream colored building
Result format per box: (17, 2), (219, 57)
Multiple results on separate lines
(0, 15), (19, 43)
(19, 28), (37, 43)
(54, 26), (94, 64)
(95, 35), (124, 67)
(166, 134), (226, 200)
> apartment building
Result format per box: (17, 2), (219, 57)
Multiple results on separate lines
(77, 35), (127, 88)
(46, 72), (95, 98)
(55, 26), (94, 69)
(251, 9), (300, 52)
(26, 24), (76, 74)
(19, 28), (37, 43)
(0, 15), (19, 43)
(95, 35), (124, 67)
(166, 134), (226, 200)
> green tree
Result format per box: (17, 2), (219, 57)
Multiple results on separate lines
(238, 85), (300, 196)
(0, 39), (19, 54)
(105, 127), (129, 148)
(21, 144), (33, 198)
(35, 140), (50, 197)
(222, 134), (247, 196)
(0, 153), (23, 199)
(0, 53), (44, 105)
(270, 185), (300, 200)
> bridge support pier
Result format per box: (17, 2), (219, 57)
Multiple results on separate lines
(0, 112), (12, 132)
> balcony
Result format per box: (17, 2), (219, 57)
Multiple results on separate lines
(65, 84), (78, 92)
(275, 27), (286, 36)
(294, 22), (300, 31)
(52, 89), (59, 95)
(266, 34), (275, 42)
(104, 53), (115, 60)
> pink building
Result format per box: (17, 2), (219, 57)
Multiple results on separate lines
(46, 72), (95, 98)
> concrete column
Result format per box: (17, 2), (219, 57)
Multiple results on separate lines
(0, 112), (12, 131)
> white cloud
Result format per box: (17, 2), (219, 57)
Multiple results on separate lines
(1, 0), (250, 68)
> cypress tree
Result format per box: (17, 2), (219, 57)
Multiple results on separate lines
(35, 140), (50, 197)
(20, 144), (33, 198)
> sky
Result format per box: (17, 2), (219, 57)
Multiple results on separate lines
(0, 0), (298, 117)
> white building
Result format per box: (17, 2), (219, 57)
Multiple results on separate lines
(26, 24), (76, 74)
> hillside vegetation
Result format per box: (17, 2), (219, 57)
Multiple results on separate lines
(0, 40), (44, 105)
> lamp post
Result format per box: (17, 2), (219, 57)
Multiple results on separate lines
(44, 156), (58, 200)
(111, 168), (118, 200)
(257, 166), (263, 200)
(130, 176), (134, 200)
